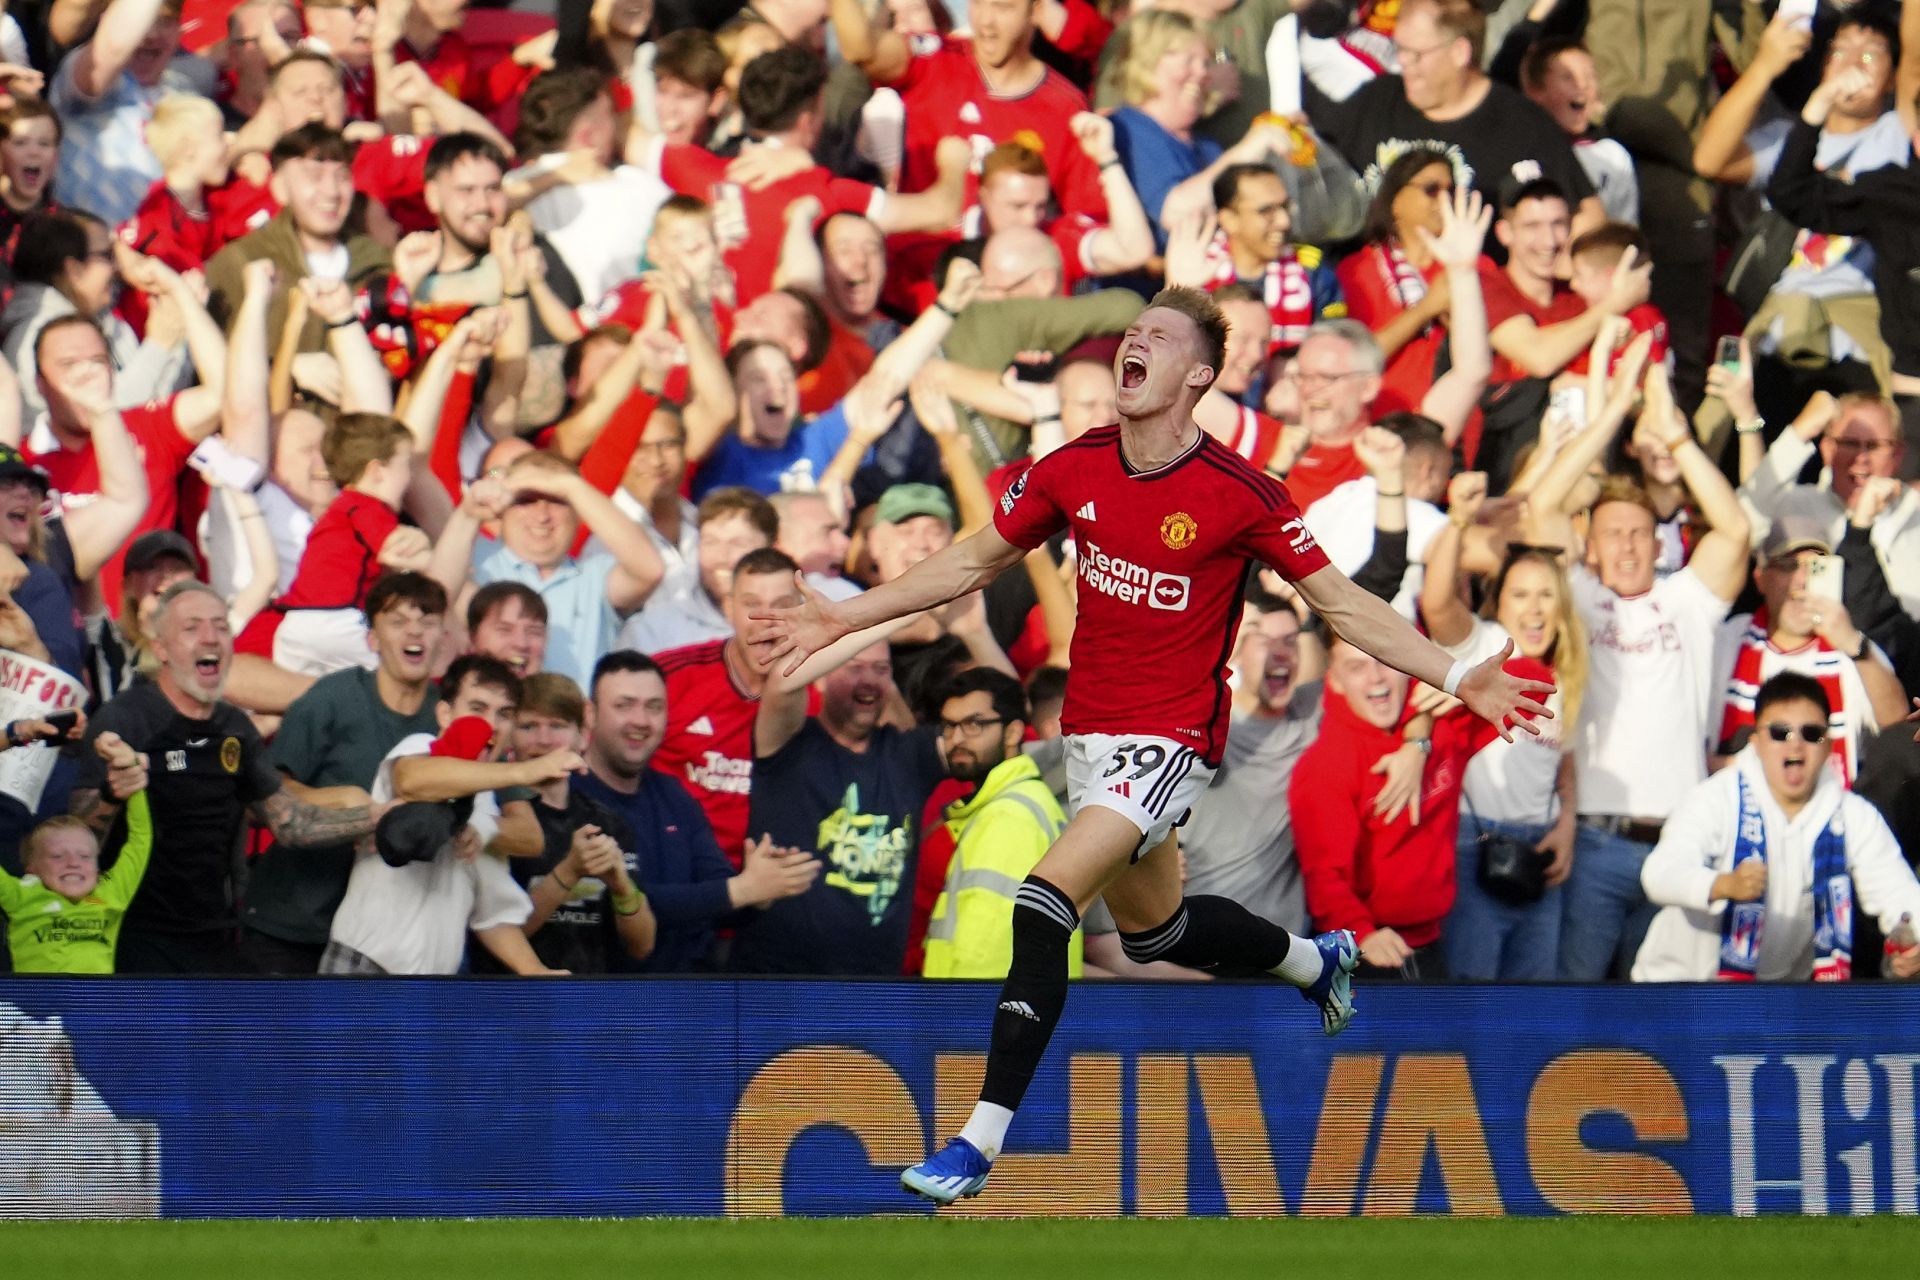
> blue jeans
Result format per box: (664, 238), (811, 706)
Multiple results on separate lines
(1558, 821), (1659, 980)
(1443, 813), (1562, 981)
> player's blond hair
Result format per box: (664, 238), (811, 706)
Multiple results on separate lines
(146, 94), (224, 170)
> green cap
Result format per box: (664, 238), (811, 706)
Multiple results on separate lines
(875, 483), (955, 528)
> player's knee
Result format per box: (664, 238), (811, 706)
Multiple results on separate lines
(1118, 902), (1191, 965)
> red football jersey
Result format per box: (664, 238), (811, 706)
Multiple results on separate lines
(236, 490), (398, 656)
(1281, 438), (1365, 512)
(1566, 302), (1670, 377)
(118, 183), (218, 334)
(994, 426), (1329, 763)
(881, 35), (1107, 225)
(28, 398), (194, 617)
(354, 135), (436, 235)
(652, 640), (758, 866)
(655, 143), (884, 305)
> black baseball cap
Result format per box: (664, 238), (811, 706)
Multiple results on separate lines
(123, 529), (200, 575)
(0, 444), (49, 495)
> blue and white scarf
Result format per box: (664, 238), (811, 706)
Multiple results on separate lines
(1719, 770), (1853, 981)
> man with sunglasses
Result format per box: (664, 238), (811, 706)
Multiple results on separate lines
(1634, 672), (1920, 982)
(1712, 516), (1908, 788)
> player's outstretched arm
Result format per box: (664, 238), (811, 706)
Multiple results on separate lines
(1295, 563), (1555, 741)
(750, 526), (1027, 676)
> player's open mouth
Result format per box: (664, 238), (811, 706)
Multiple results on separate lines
(1120, 356), (1147, 389)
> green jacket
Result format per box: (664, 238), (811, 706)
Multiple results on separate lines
(923, 755), (1079, 980)
(0, 792), (152, 975)
(943, 291), (1143, 474)
(205, 212), (392, 354)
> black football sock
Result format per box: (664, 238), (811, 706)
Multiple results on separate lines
(1120, 895), (1322, 984)
(974, 875), (1078, 1120)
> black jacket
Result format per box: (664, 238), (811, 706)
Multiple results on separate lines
(1767, 118), (1920, 378)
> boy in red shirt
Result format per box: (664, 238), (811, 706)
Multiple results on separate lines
(117, 94), (230, 334)
(236, 414), (433, 675)
(1563, 222), (1670, 380)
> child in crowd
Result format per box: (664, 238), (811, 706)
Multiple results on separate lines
(1562, 222), (1670, 384)
(235, 413), (431, 675)
(0, 732), (151, 975)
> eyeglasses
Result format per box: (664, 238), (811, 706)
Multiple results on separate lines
(1409, 180), (1454, 198)
(1824, 434), (1899, 455)
(1763, 722), (1829, 745)
(1285, 368), (1365, 389)
(939, 716), (1005, 738)
(1393, 38), (1455, 65)
(636, 437), (687, 454)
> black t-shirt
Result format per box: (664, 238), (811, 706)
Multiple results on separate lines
(77, 682), (281, 935)
(471, 787), (641, 975)
(1323, 77), (1596, 240)
(730, 720), (945, 976)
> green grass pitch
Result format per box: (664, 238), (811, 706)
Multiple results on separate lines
(5, 1216), (1919, 1279)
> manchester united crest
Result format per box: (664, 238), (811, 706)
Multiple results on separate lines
(1160, 512), (1199, 550)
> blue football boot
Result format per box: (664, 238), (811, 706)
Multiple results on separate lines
(901, 1136), (994, 1206)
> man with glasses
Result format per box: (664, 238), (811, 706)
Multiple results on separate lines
(1273, 318), (1385, 511)
(1743, 391), (1920, 620)
(1712, 516), (1908, 789)
(1634, 672), (1920, 982)
(1206, 164), (1345, 361)
(1316, 0), (1601, 239)
(922, 669), (1075, 980)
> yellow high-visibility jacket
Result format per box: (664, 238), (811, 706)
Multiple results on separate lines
(922, 754), (1080, 980)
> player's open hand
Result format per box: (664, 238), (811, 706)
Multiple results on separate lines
(1455, 638), (1554, 742)
(747, 573), (852, 677)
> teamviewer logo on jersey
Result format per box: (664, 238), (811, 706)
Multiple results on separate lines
(1147, 572), (1191, 611)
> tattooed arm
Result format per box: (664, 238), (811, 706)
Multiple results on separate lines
(251, 787), (382, 848)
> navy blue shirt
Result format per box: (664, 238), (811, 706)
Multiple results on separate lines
(576, 768), (733, 973)
(730, 720), (945, 976)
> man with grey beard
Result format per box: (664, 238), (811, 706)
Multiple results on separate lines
(72, 580), (386, 972)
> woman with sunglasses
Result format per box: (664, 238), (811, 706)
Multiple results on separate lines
(1336, 146), (1485, 421)
(1634, 671), (1920, 982)
(1421, 469), (1588, 981)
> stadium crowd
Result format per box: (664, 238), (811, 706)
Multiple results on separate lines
(0, 0), (1916, 984)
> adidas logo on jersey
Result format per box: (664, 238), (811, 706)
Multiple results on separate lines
(686, 716), (715, 736)
(1075, 501), (1096, 520)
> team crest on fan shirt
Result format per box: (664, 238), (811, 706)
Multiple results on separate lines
(220, 738), (242, 775)
(1160, 512), (1199, 550)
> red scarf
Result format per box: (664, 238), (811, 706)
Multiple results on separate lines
(1204, 234), (1316, 355)
(1716, 606), (1855, 784)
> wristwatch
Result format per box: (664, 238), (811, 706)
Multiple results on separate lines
(1734, 416), (1766, 436)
